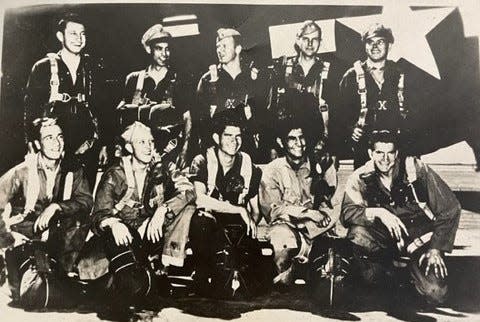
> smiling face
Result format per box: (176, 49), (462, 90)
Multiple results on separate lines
(217, 125), (242, 157)
(130, 128), (155, 165)
(216, 36), (239, 64)
(150, 41), (170, 67)
(365, 36), (389, 62)
(58, 21), (86, 55)
(38, 124), (64, 161)
(284, 128), (306, 161)
(297, 30), (321, 58)
(368, 142), (398, 174)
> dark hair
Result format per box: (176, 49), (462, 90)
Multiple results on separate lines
(368, 130), (398, 150)
(276, 115), (305, 145)
(28, 117), (60, 142)
(57, 13), (85, 33)
(212, 110), (244, 136)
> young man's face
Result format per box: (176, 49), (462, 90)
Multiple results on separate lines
(365, 36), (389, 62)
(59, 21), (86, 55)
(298, 30), (321, 58)
(150, 41), (170, 67)
(216, 36), (239, 64)
(38, 124), (64, 161)
(285, 128), (306, 160)
(218, 125), (242, 156)
(369, 142), (398, 174)
(130, 129), (155, 164)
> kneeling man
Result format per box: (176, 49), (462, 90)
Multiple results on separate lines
(341, 130), (461, 304)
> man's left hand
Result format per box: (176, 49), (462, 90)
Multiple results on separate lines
(98, 146), (108, 166)
(34, 203), (61, 232)
(419, 248), (448, 279)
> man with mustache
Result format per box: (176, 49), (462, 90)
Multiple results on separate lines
(0, 118), (92, 305)
(341, 130), (461, 305)
(338, 24), (407, 169)
(196, 28), (270, 162)
(118, 24), (193, 169)
(259, 116), (341, 289)
(24, 13), (108, 186)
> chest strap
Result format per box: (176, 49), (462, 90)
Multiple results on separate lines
(47, 53), (86, 104)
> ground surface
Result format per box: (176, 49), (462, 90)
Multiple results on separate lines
(1, 165), (479, 322)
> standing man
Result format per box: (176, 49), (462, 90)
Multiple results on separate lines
(259, 116), (341, 287)
(118, 24), (193, 169)
(269, 20), (335, 157)
(188, 112), (265, 297)
(0, 118), (92, 305)
(24, 13), (108, 186)
(341, 130), (461, 305)
(338, 23), (407, 169)
(196, 28), (270, 163)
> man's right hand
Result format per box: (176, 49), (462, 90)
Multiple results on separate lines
(373, 208), (409, 242)
(304, 209), (331, 227)
(352, 127), (364, 142)
(110, 221), (133, 246)
(238, 207), (257, 239)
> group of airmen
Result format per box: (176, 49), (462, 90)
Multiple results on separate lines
(0, 12), (461, 317)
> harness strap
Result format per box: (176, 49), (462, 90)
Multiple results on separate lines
(398, 73), (407, 118)
(353, 61), (368, 127)
(47, 53), (61, 103)
(205, 147), (252, 204)
(113, 156), (137, 214)
(405, 157), (435, 220)
(132, 69), (147, 105)
(318, 61), (330, 113)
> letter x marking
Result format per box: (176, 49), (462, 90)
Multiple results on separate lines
(378, 100), (387, 110)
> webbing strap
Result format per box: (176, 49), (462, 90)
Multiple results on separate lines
(132, 69), (147, 105)
(353, 61), (368, 127)
(205, 147), (252, 204)
(113, 156), (137, 214)
(47, 53), (61, 104)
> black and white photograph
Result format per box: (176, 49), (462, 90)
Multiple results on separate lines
(0, 0), (479, 321)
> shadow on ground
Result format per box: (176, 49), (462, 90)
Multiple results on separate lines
(134, 256), (479, 321)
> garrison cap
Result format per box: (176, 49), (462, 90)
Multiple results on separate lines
(296, 20), (322, 38)
(216, 28), (241, 43)
(141, 24), (172, 53)
(361, 23), (394, 44)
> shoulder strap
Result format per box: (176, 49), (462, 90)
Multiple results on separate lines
(405, 156), (417, 184)
(24, 153), (40, 213)
(132, 69), (147, 105)
(206, 147), (218, 196)
(405, 157), (435, 220)
(46, 53), (62, 103)
(397, 73), (406, 118)
(62, 172), (74, 200)
(237, 152), (253, 204)
(353, 60), (368, 127)
(113, 156), (137, 214)
(318, 61), (330, 112)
